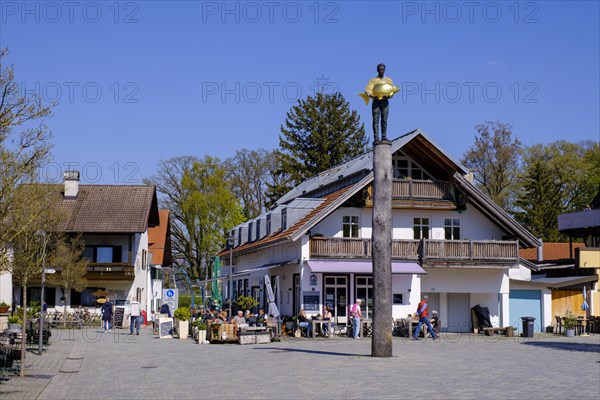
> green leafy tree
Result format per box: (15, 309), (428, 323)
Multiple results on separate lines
(270, 92), (368, 200)
(180, 156), (244, 279)
(461, 121), (521, 210)
(514, 140), (600, 241)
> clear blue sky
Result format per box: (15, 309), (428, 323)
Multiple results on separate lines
(2, 1), (598, 184)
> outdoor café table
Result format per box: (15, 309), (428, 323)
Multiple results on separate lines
(311, 319), (332, 339)
(406, 319), (424, 337)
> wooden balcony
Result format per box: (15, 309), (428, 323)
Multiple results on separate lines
(392, 179), (452, 200)
(86, 263), (135, 281)
(310, 237), (518, 263)
(364, 180), (455, 209)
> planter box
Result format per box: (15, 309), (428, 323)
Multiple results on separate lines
(177, 320), (189, 339)
(256, 331), (271, 344)
(198, 330), (207, 344)
(238, 331), (271, 345)
(239, 332), (255, 345)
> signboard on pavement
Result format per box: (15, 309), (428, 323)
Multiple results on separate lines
(163, 288), (178, 312)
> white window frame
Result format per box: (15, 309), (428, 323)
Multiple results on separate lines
(444, 218), (461, 240)
(413, 217), (430, 239)
(342, 215), (360, 238)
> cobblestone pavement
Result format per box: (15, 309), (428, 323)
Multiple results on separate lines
(1, 327), (599, 399)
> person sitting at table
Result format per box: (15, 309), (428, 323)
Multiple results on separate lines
(321, 306), (333, 336)
(296, 309), (312, 337)
(430, 310), (440, 336)
(217, 310), (229, 323)
(232, 310), (248, 336)
(256, 309), (267, 325)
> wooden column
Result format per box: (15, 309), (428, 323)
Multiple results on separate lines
(371, 140), (393, 357)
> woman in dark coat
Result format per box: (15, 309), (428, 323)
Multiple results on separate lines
(101, 298), (113, 332)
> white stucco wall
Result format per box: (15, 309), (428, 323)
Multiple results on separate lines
(0, 270), (12, 305)
(312, 205), (506, 241)
(420, 268), (508, 294)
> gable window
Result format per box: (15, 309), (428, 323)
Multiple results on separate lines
(392, 153), (432, 180)
(342, 216), (359, 238)
(84, 246), (122, 263)
(413, 217), (430, 239)
(444, 218), (461, 240)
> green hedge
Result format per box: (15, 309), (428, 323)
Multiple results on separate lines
(178, 295), (199, 309)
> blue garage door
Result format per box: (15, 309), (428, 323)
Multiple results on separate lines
(509, 290), (542, 333)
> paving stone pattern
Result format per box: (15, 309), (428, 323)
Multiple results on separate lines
(1, 328), (599, 399)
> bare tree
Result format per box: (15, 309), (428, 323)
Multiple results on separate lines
(47, 234), (88, 314)
(0, 49), (54, 246)
(0, 185), (63, 377)
(224, 148), (278, 219)
(461, 121), (522, 210)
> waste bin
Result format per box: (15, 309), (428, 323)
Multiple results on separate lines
(521, 316), (535, 337)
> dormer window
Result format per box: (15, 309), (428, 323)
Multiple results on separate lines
(266, 214), (272, 235)
(281, 208), (287, 230)
(256, 220), (261, 240)
(248, 222), (254, 242)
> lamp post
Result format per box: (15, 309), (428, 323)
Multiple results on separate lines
(36, 230), (54, 356)
(227, 236), (235, 317)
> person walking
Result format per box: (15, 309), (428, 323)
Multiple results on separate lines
(413, 296), (438, 340)
(351, 299), (363, 339)
(101, 298), (113, 333)
(130, 298), (141, 335)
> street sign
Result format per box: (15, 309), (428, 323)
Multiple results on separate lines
(162, 288), (178, 312)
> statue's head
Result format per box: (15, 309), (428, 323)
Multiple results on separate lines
(377, 63), (386, 77)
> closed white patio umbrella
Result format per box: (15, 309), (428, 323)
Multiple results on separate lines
(264, 275), (280, 318)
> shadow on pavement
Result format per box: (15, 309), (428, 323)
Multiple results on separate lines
(520, 341), (600, 353)
(252, 347), (366, 357)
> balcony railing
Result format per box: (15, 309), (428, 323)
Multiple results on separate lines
(86, 263), (135, 281)
(392, 179), (452, 200)
(310, 237), (518, 262)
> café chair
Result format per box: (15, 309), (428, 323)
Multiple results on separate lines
(554, 316), (563, 335)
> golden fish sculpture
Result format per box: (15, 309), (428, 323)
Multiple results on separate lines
(358, 82), (401, 105)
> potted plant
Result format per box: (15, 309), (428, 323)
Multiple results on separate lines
(563, 311), (577, 337)
(8, 315), (22, 331)
(193, 321), (208, 344)
(174, 307), (191, 340)
(234, 296), (258, 313)
(0, 301), (10, 313)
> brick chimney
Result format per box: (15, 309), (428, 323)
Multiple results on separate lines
(64, 171), (80, 199)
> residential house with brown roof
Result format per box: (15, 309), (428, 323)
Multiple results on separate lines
(6, 171), (161, 319)
(147, 210), (172, 313)
(217, 129), (544, 333)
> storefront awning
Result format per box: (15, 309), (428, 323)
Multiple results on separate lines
(306, 260), (426, 274)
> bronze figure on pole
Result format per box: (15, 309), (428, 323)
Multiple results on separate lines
(359, 63), (400, 142)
